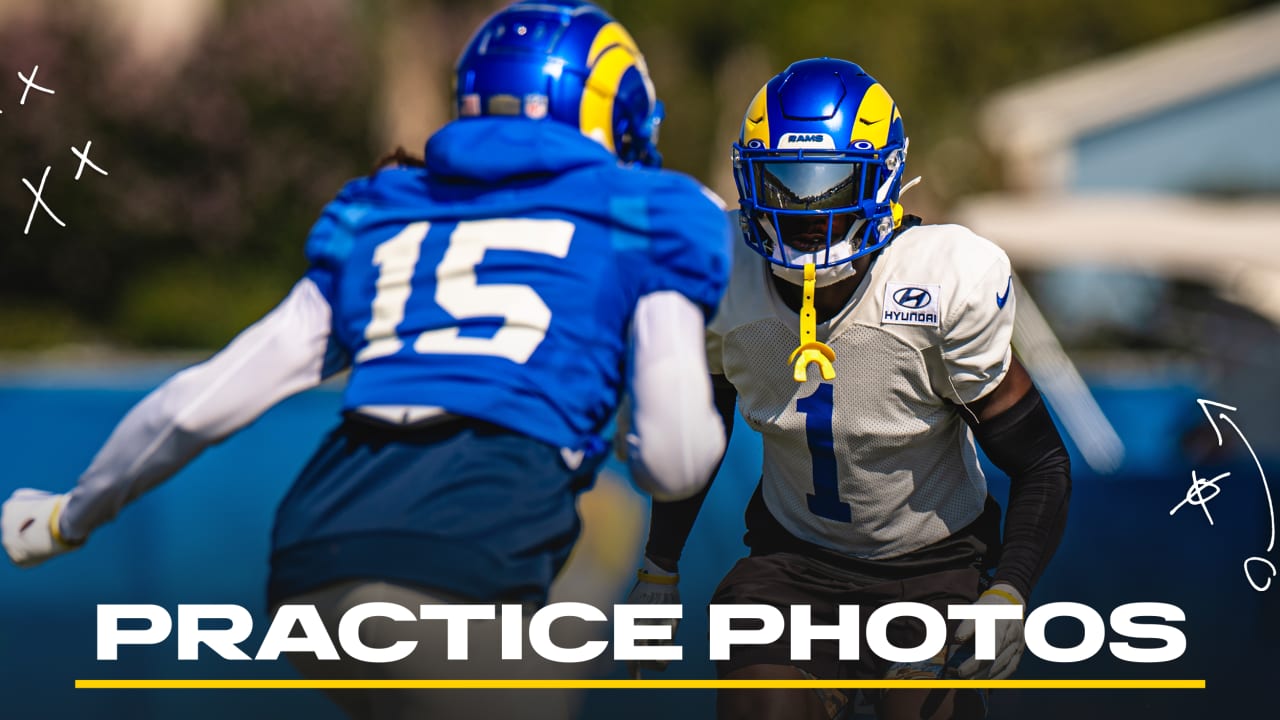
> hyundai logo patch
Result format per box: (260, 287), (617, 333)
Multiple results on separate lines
(893, 287), (932, 309)
(883, 281), (941, 327)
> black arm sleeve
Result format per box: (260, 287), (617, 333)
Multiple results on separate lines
(966, 385), (1071, 600)
(644, 374), (738, 572)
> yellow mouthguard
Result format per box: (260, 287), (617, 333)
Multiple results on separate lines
(787, 263), (837, 382)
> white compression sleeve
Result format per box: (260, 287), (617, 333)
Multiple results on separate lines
(626, 291), (725, 502)
(60, 278), (336, 540)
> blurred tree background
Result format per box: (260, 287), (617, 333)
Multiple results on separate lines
(0, 0), (1273, 350)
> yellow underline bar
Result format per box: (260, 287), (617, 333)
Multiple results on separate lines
(76, 679), (1206, 690)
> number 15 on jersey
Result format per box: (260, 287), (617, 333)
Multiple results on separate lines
(356, 218), (575, 365)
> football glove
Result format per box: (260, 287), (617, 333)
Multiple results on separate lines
(625, 556), (680, 676)
(2, 489), (83, 567)
(953, 583), (1025, 680)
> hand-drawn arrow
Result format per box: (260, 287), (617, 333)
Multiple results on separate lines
(1198, 399), (1276, 591)
(1198, 399), (1273, 552)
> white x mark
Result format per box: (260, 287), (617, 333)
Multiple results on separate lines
(18, 65), (55, 105)
(72, 141), (108, 180)
(22, 166), (66, 235)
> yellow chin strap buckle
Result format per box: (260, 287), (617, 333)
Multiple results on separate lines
(787, 263), (837, 382)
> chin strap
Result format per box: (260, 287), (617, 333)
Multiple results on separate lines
(787, 263), (837, 382)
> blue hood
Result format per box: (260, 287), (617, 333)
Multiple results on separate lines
(425, 118), (617, 183)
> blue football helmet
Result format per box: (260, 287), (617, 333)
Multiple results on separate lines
(733, 58), (908, 270)
(455, 0), (664, 167)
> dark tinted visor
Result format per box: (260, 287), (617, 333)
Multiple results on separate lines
(754, 162), (877, 211)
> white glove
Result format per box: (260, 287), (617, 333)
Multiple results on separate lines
(953, 583), (1025, 680)
(2, 489), (83, 567)
(624, 556), (680, 675)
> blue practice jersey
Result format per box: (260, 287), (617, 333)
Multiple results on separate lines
(304, 117), (730, 456)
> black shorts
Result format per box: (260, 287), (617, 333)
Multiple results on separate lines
(711, 486), (997, 680)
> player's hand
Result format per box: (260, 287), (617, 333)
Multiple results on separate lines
(953, 583), (1025, 680)
(625, 556), (680, 676)
(2, 489), (82, 567)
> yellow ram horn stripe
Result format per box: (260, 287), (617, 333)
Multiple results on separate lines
(580, 22), (645, 153)
(740, 85), (771, 148)
(849, 83), (896, 149)
(586, 21), (639, 65)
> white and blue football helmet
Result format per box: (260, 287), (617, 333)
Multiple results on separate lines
(733, 58), (909, 276)
(455, 0), (664, 167)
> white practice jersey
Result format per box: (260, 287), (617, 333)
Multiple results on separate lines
(708, 218), (1016, 559)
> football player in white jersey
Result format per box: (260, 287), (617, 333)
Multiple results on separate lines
(629, 59), (1071, 720)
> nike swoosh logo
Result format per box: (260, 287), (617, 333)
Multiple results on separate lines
(996, 275), (1013, 309)
(19, 518), (35, 533)
(858, 117), (884, 125)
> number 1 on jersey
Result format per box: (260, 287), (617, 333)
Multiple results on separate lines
(797, 383), (852, 522)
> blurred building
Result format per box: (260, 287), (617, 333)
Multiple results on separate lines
(955, 4), (1280, 459)
(949, 14), (1279, 720)
(957, 3), (1280, 323)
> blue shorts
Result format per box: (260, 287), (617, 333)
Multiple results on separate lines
(268, 415), (599, 606)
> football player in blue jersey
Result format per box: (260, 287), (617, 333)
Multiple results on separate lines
(628, 59), (1071, 719)
(2, 2), (731, 717)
